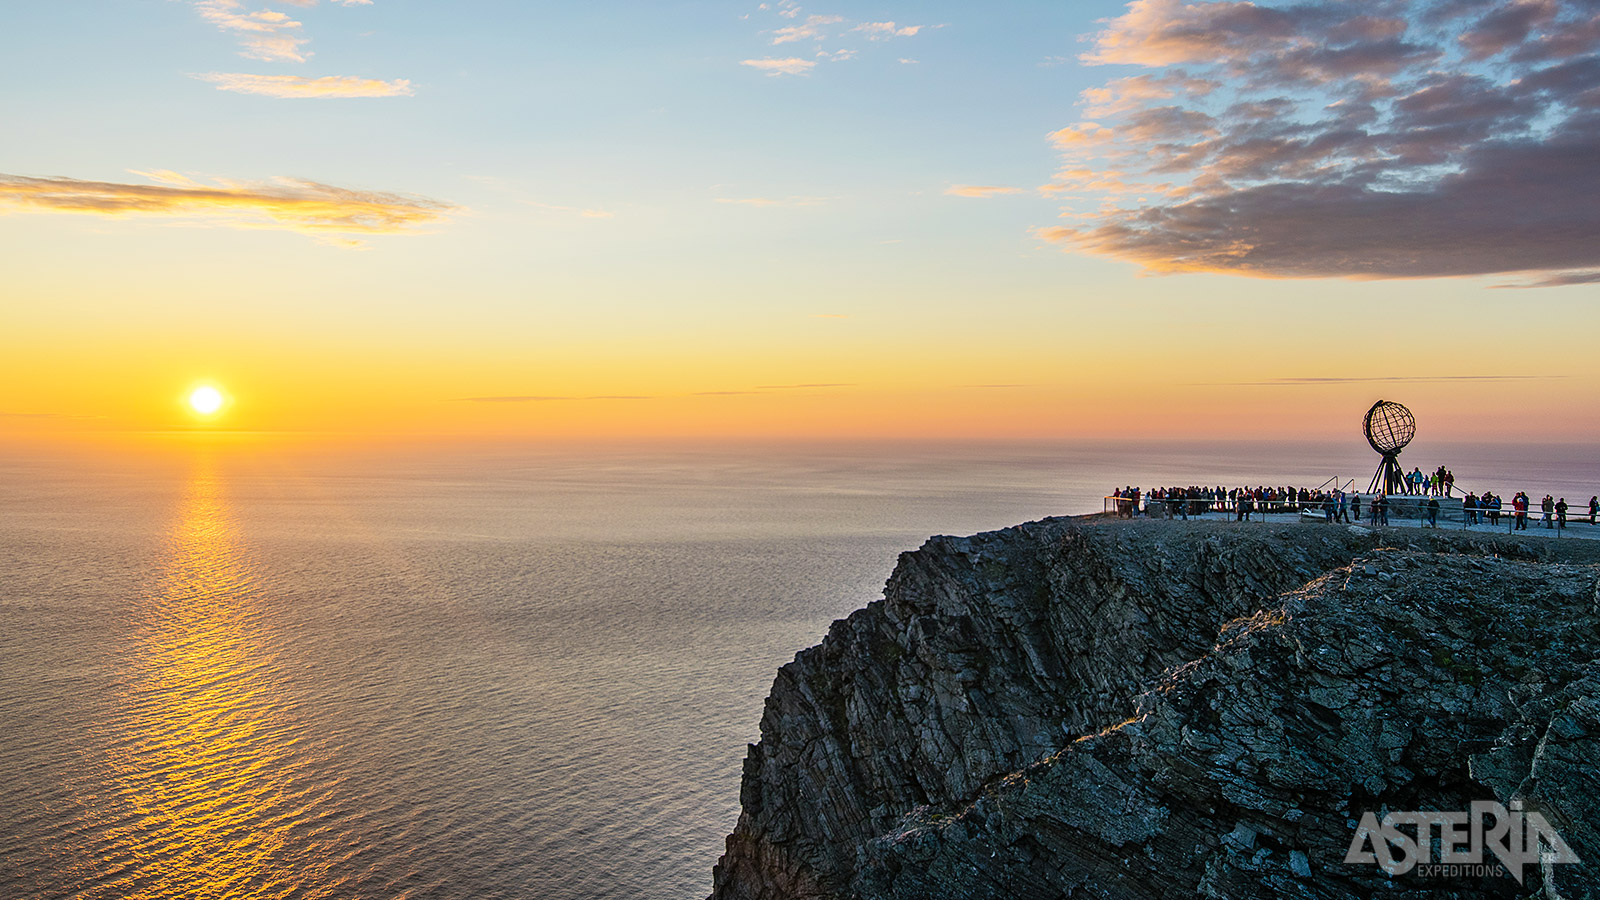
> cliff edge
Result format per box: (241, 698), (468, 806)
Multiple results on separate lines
(710, 517), (1600, 900)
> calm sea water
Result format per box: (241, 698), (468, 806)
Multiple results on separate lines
(2, 437), (1595, 900)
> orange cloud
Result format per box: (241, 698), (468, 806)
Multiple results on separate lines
(740, 57), (816, 76)
(195, 0), (310, 62)
(772, 15), (843, 44)
(0, 172), (452, 238)
(854, 21), (922, 39)
(193, 73), (415, 98)
(944, 185), (1024, 198)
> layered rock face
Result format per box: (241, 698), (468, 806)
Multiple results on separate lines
(709, 518), (1600, 900)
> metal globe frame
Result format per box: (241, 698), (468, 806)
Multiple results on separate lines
(1364, 400), (1416, 495)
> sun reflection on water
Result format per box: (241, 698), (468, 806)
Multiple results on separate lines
(86, 461), (347, 900)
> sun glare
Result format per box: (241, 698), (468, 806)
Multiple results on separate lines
(189, 386), (225, 416)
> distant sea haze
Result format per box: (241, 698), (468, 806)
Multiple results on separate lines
(1, 439), (1595, 898)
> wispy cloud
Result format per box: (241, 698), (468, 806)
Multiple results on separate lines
(1044, 0), (1600, 283)
(194, 0), (311, 62)
(854, 21), (922, 39)
(451, 395), (653, 402)
(945, 184), (1024, 198)
(771, 14), (842, 44)
(0, 171), (452, 239)
(192, 0), (377, 65)
(744, 9), (937, 73)
(740, 57), (816, 76)
(193, 72), (413, 98)
(1204, 375), (1564, 386)
(1494, 270), (1600, 288)
(755, 382), (853, 389)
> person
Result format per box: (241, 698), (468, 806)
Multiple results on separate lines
(1515, 492), (1529, 530)
(1348, 493), (1360, 525)
(1444, 469), (1455, 497)
(1378, 493), (1390, 526)
(1556, 497), (1568, 531)
(1590, 496), (1598, 525)
(1464, 493), (1478, 526)
(1427, 496), (1439, 528)
(1323, 494), (1336, 523)
(1542, 494), (1555, 529)
(1336, 490), (1349, 523)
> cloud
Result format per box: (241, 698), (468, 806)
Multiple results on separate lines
(1205, 375), (1563, 385)
(1494, 270), (1600, 288)
(192, 0), (375, 62)
(755, 383), (853, 389)
(771, 14), (843, 44)
(854, 21), (922, 40)
(194, 0), (310, 61)
(945, 184), (1024, 198)
(1045, 0), (1600, 282)
(740, 57), (816, 76)
(193, 72), (414, 98)
(451, 395), (653, 402)
(0, 172), (452, 238)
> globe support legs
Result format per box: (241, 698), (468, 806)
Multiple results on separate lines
(1371, 452), (1407, 495)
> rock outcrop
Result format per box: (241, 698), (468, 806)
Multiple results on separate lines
(710, 517), (1600, 899)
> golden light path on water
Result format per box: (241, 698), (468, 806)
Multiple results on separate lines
(80, 461), (350, 899)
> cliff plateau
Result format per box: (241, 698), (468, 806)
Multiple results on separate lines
(710, 517), (1600, 900)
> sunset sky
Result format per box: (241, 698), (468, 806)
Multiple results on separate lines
(4, 0), (1598, 440)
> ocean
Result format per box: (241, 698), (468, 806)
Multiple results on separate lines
(3, 437), (1596, 899)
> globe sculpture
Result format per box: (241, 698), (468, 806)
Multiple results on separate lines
(1364, 400), (1415, 495)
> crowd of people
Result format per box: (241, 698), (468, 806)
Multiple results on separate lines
(1107, 483), (1600, 532)
(1406, 465), (1458, 496)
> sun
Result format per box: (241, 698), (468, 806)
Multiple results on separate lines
(189, 385), (225, 416)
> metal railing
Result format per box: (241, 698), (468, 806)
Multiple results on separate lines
(1102, 493), (1600, 538)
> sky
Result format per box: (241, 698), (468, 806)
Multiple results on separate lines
(3, 0), (1598, 441)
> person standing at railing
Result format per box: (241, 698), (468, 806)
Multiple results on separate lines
(1444, 470), (1455, 497)
(1427, 497), (1440, 528)
(1590, 496), (1598, 525)
(1556, 498), (1568, 531)
(1514, 492), (1529, 530)
(1542, 494), (1555, 528)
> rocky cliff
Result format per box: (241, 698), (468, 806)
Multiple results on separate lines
(709, 517), (1600, 900)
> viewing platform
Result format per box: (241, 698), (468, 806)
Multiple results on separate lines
(1103, 494), (1599, 540)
